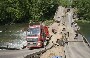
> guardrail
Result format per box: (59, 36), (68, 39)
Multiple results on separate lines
(77, 31), (90, 48)
(82, 35), (90, 47)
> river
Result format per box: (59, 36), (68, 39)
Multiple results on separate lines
(0, 23), (28, 43)
(77, 21), (90, 43)
(0, 21), (89, 43)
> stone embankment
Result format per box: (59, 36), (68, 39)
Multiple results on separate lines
(40, 6), (66, 58)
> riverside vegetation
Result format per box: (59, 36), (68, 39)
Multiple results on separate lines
(0, 0), (60, 25)
(0, 0), (90, 25)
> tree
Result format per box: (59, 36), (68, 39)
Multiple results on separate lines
(59, 0), (71, 7)
(0, 0), (59, 25)
(72, 0), (90, 21)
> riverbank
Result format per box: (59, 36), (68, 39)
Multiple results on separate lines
(76, 20), (90, 43)
(76, 20), (90, 47)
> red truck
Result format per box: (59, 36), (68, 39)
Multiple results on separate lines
(26, 23), (50, 50)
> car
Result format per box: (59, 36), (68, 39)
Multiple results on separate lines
(8, 39), (27, 50)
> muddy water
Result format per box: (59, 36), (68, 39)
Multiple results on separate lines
(0, 23), (28, 43)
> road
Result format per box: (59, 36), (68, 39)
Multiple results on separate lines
(0, 36), (53, 58)
(65, 32), (90, 58)
(0, 48), (42, 58)
(0, 40), (53, 58)
(64, 8), (90, 58)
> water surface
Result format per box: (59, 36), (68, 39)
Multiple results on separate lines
(77, 21), (90, 43)
(0, 23), (28, 43)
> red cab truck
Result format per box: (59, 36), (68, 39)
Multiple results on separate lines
(26, 24), (49, 49)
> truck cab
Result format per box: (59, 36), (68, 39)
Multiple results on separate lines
(26, 24), (49, 49)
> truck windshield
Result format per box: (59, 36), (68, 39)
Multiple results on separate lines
(27, 27), (40, 36)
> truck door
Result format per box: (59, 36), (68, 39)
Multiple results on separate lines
(44, 26), (49, 38)
(41, 28), (46, 41)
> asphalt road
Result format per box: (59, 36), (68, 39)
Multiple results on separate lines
(65, 33), (90, 58)
(0, 48), (41, 58)
(64, 9), (90, 58)
(0, 40), (53, 58)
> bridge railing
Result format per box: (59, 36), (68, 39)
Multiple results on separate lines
(78, 31), (90, 48)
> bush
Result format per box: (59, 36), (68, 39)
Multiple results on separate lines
(44, 19), (54, 26)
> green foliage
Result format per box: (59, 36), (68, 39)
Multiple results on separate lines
(59, 0), (72, 7)
(76, 20), (90, 24)
(72, 0), (90, 21)
(44, 19), (54, 26)
(0, 0), (59, 25)
(0, 0), (24, 24)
